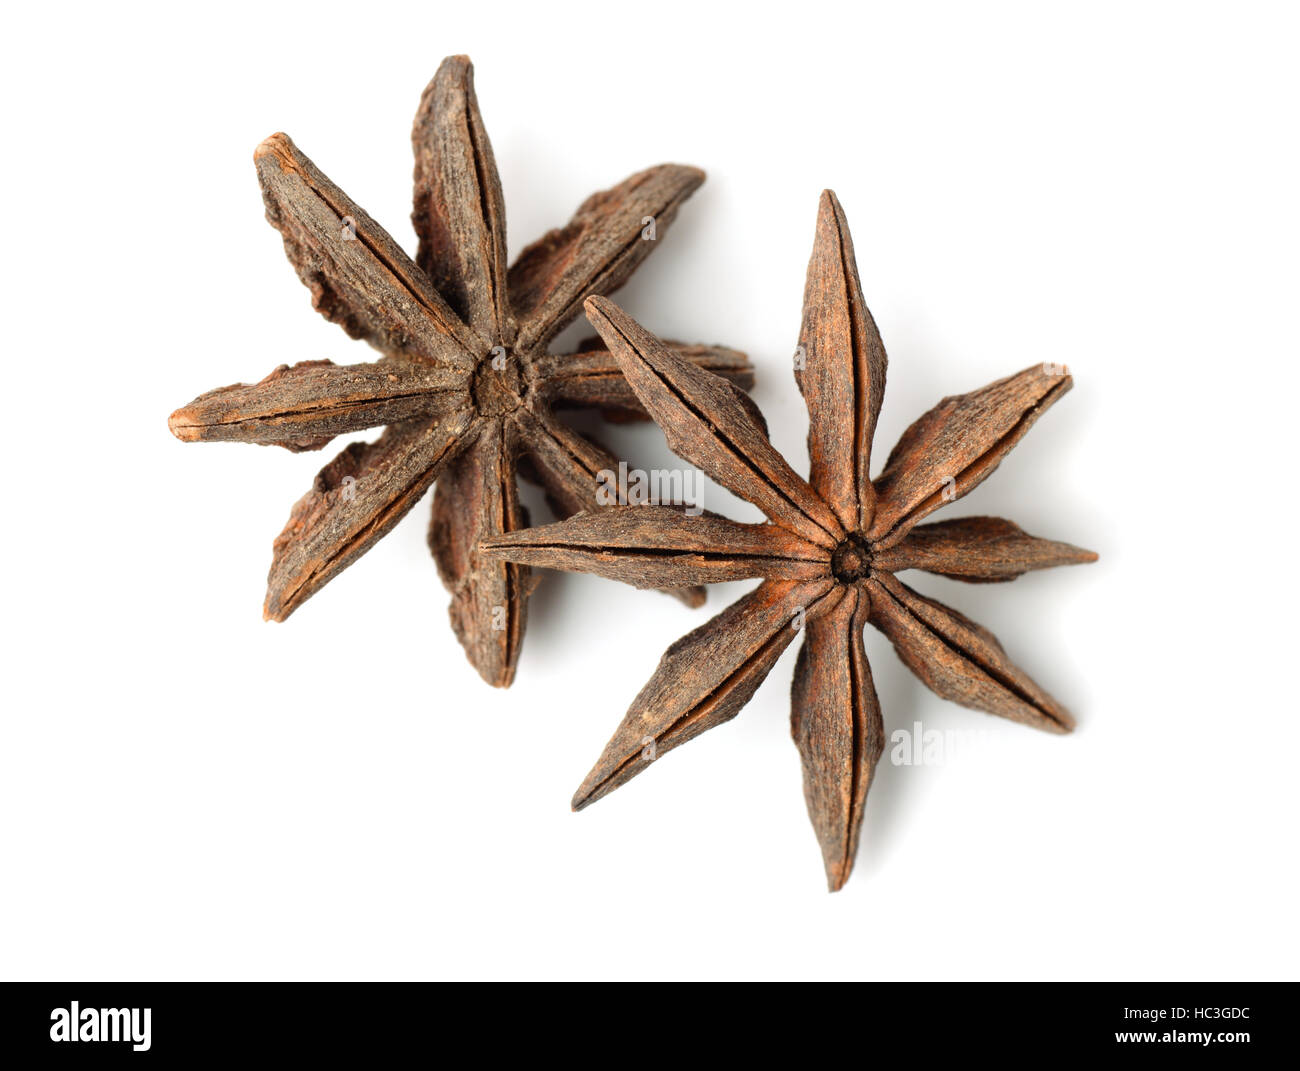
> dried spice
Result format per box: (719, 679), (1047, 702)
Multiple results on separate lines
(168, 56), (751, 686)
(481, 192), (1096, 889)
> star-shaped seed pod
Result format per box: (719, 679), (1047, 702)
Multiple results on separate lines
(480, 192), (1096, 889)
(168, 55), (752, 687)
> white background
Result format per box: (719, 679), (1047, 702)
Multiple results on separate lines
(3, 1), (1296, 980)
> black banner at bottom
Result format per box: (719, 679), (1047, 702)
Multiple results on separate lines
(0, 982), (1286, 1060)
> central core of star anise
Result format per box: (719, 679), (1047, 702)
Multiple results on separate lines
(830, 533), (873, 583)
(471, 353), (525, 416)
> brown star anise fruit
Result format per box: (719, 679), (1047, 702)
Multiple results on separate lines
(481, 192), (1096, 889)
(168, 56), (751, 687)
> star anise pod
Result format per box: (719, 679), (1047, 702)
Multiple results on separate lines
(167, 55), (752, 687)
(480, 192), (1097, 889)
